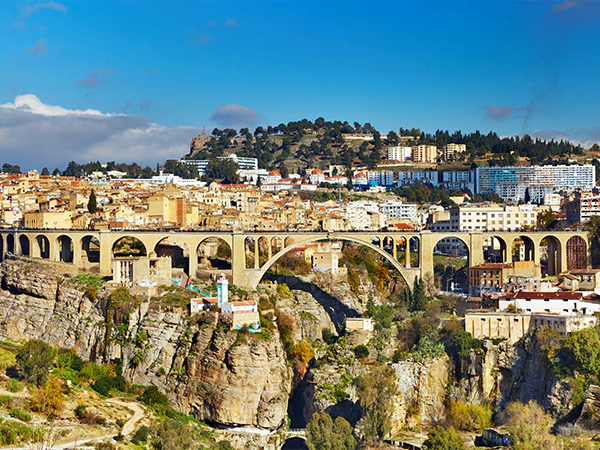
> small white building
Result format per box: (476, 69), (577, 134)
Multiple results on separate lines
(499, 291), (600, 315)
(346, 318), (374, 332)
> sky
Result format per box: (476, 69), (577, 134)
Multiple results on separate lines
(1, 0), (600, 170)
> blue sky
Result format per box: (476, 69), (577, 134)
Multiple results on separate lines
(0, 0), (599, 169)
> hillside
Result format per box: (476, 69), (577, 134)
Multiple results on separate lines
(183, 118), (587, 175)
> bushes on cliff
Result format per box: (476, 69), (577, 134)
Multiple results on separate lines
(423, 426), (465, 450)
(28, 377), (65, 417)
(447, 400), (492, 432)
(499, 400), (560, 450)
(15, 339), (56, 386)
(306, 412), (356, 450)
(357, 365), (398, 442)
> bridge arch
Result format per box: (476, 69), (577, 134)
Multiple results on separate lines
(35, 235), (51, 259)
(511, 235), (536, 262)
(567, 235), (587, 270)
(245, 235), (416, 289)
(196, 236), (232, 271)
(431, 234), (470, 261)
(80, 235), (100, 263)
(56, 235), (73, 262)
(6, 234), (14, 255)
(18, 235), (30, 256)
(540, 235), (562, 276)
(112, 236), (148, 257)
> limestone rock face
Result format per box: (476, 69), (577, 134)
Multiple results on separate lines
(456, 337), (576, 417)
(576, 385), (600, 430)
(391, 356), (450, 431)
(0, 259), (293, 430)
(277, 290), (337, 342)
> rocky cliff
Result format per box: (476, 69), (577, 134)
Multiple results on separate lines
(455, 336), (577, 417)
(0, 258), (293, 430)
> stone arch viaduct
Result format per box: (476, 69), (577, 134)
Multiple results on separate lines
(0, 229), (590, 289)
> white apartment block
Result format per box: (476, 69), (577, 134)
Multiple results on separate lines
(346, 201), (384, 230)
(397, 171), (438, 187)
(378, 201), (418, 223)
(476, 165), (596, 203)
(428, 204), (539, 233)
(387, 146), (412, 162)
(443, 143), (466, 161)
(367, 171), (394, 186)
(411, 145), (438, 163)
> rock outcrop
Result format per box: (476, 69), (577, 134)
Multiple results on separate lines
(391, 356), (450, 431)
(0, 258), (293, 430)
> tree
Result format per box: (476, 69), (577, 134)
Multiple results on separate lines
(152, 418), (197, 450)
(204, 158), (240, 183)
(357, 365), (398, 442)
(29, 376), (65, 417)
(41, 167), (50, 176)
(306, 412), (356, 450)
(353, 345), (369, 359)
(87, 189), (98, 213)
(499, 401), (560, 450)
(423, 426), (465, 450)
(411, 277), (429, 312)
(293, 341), (315, 364)
(52, 168), (61, 176)
(16, 339), (56, 386)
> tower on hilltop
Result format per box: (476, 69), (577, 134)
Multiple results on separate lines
(217, 273), (229, 308)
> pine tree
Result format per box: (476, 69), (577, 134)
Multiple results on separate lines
(87, 189), (97, 214)
(411, 277), (429, 312)
(41, 167), (49, 176)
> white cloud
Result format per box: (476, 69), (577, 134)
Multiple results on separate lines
(0, 95), (202, 170)
(20, 1), (67, 18)
(210, 103), (259, 128)
(27, 39), (47, 56)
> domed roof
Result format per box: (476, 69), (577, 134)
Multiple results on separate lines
(269, 170), (281, 176)
(311, 169), (324, 175)
(355, 172), (366, 177)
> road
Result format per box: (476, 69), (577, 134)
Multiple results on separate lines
(4, 400), (145, 450)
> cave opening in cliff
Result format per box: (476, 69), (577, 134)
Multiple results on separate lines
(281, 437), (308, 450)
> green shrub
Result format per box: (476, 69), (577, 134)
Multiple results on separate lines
(9, 407), (32, 423)
(0, 394), (13, 408)
(423, 425), (465, 450)
(131, 425), (151, 444)
(7, 378), (23, 393)
(353, 345), (370, 359)
(276, 283), (293, 298)
(447, 400), (492, 432)
(15, 339), (56, 386)
(139, 385), (169, 409)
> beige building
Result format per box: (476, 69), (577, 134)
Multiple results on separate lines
(346, 318), (374, 332)
(23, 210), (72, 229)
(468, 261), (541, 296)
(411, 145), (438, 163)
(466, 311), (598, 344)
(111, 256), (172, 287)
(562, 269), (600, 291)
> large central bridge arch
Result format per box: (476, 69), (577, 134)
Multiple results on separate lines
(242, 234), (420, 289)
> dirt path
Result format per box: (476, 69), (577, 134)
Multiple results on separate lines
(4, 400), (145, 450)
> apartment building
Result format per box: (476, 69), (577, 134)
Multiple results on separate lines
(411, 145), (438, 163)
(565, 193), (600, 224)
(378, 200), (418, 224)
(428, 203), (538, 233)
(476, 165), (596, 202)
(367, 171), (394, 186)
(443, 143), (467, 161)
(397, 171), (438, 187)
(387, 146), (412, 162)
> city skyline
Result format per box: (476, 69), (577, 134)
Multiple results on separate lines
(1, 0), (600, 169)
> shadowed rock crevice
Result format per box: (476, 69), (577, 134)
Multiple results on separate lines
(264, 274), (360, 333)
